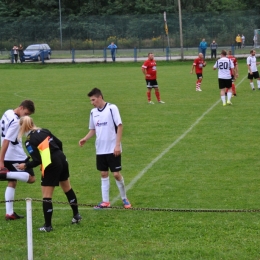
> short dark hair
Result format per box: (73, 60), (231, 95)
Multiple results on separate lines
(221, 50), (227, 56)
(19, 100), (35, 114)
(88, 88), (103, 99)
(250, 49), (255, 54)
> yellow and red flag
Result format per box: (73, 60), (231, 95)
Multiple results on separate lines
(37, 136), (51, 175)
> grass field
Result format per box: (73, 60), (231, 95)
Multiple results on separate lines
(0, 60), (260, 260)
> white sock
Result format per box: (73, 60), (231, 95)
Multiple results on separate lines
(5, 187), (15, 215)
(257, 80), (260, 89)
(116, 177), (126, 200)
(227, 92), (232, 102)
(7, 171), (29, 182)
(221, 96), (226, 104)
(250, 82), (255, 89)
(101, 177), (110, 202)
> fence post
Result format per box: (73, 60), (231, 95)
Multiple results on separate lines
(103, 48), (107, 62)
(41, 52), (44, 64)
(72, 48), (75, 63)
(11, 49), (14, 63)
(26, 198), (33, 260)
(166, 47), (169, 61)
(231, 44), (235, 56)
(134, 47), (137, 62)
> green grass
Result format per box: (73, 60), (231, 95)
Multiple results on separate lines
(1, 61), (260, 259)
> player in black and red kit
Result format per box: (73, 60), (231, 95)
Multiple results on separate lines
(190, 53), (206, 91)
(141, 53), (165, 104)
(226, 50), (238, 96)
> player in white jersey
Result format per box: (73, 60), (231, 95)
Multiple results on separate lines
(79, 88), (131, 209)
(247, 49), (260, 90)
(213, 50), (235, 106)
(0, 100), (36, 220)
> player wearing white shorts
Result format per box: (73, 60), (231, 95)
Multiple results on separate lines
(0, 100), (36, 220)
(79, 88), (131, 209)
(213, 50), (235, 106)
(247, 49), (260, 90)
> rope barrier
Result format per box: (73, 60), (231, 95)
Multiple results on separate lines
(1, 198), (260, 213)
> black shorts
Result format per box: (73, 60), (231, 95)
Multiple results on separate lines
(218, 78), (232, 89)
(196, 73), (203, 79)
(248, 71), (260, 80)
(96, 154), (122, 172)
(41, 151), (70, 186)
(146, 79), (158, 88)
(4, 160), (35, 181)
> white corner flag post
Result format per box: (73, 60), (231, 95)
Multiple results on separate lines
(164, 11), (171, 60)
(26, 198), (33, 260)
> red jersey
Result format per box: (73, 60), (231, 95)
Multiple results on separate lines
(193, 57), (205, 74)
(142, 59), (157, 80)
(227, 55), (237, 76)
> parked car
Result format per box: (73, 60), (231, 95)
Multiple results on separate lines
(23, 44), (51, 61)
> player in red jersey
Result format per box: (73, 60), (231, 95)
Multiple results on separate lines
(190, 53), (206, 91)
(141, 53), (165, 104)
(226, 50), (239, 96)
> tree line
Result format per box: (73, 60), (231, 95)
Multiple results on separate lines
(0, 0), (259, 19)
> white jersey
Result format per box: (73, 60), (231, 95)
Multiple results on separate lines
(247, 55), (258, 73)
(213, 57), (234, 79)
(0, 109), (27, 161)
(89, 103), (122, 155)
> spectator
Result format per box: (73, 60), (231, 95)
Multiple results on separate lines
(241, 35), (245, 48)
(235, 34), (242, 49)
(210, 40), (218, 59)
(12, 45), (18, 63)
(107, 42), (117, 62)
(199, 38), (208, 59)
(253, 35), (257, 48)
(18, 44), (24, 63)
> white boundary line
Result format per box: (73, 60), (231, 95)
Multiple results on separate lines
(111, 74), (248, 205)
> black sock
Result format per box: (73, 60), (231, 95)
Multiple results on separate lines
(65, 188), (78, 216)
(42, 198), (53, 227)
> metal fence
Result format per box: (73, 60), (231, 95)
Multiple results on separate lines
(0, 10), (259, 54)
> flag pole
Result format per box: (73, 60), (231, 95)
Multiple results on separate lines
(164, 12), (171, 60)
(177, 0), (184, 60)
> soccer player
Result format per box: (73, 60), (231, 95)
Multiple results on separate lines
(0, 100), (36, 220)
(213, 50), (235, 106)
(226, 50), (239, 96)
(190, 53), (206, 91)
(141, 53), (165, 104)
(247, 49), (260, 90)
(17, 116), (82, 232)
(78, 88), (131, 209)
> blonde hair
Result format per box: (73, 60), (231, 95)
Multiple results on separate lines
(18, 116), (40, 139)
